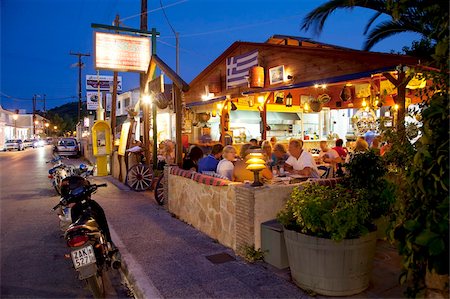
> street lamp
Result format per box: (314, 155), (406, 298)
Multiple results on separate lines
(13, 114), (18, 138)
(45, 122), (50, 136)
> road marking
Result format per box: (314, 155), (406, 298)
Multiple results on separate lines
(110, 226), (162, 299)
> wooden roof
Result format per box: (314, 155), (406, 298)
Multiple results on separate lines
(185, 35), (419, 104)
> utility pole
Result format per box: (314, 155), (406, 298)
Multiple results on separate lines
(111, 14), (120, 152)
(70, 52), (90, 125)
(43, 94), (46, 114)
(140, 0), (152, 165)
(32, 95), (36, 137)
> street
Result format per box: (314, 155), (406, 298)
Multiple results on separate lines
(0, 146), (129, 298)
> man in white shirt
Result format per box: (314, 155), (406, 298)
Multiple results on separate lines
(284, 139), (319, 178)
(318, 141), (341, 164)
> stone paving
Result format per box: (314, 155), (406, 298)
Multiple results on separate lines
(90, 175), (406, 299)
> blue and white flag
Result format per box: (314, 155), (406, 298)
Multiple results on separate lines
(226, 50), (258, 89)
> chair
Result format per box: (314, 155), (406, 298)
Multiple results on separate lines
(318, 165), (331, 179)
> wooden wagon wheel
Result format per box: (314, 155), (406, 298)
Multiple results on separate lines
(126, 164), (153, 192)
(154, 174), (165, 205)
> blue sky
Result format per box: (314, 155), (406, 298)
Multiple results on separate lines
(0, 0), (421, 112)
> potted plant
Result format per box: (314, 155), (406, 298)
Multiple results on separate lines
(277, 150), (394, 296)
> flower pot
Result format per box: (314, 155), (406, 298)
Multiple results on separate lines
(284, 229), (377, 296)
(310, 101), (323, 112)
(425, 267), (449, 299)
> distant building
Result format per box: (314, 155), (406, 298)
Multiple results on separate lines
(0, 105), (49, 149)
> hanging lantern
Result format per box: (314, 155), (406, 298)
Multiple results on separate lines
(285, 93), (293, 107)
(249, 66), (264, 88)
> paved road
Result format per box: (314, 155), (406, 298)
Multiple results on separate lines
(0, 146), (128, 298)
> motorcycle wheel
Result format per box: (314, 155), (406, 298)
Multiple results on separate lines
(86, 270), (106, 299)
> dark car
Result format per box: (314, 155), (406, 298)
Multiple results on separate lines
(55, 138), (80, 157)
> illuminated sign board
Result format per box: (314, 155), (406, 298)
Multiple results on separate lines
(94, 32), (150, 72)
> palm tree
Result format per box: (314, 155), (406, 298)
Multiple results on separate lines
(301, 0), (448, 52)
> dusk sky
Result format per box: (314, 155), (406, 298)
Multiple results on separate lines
(1, 0), (421, 113)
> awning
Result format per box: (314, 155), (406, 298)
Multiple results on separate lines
(186, 96), (227, 107)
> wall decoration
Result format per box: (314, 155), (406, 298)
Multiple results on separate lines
(269, 65), (285, 85)
(274, 91), (284, 104)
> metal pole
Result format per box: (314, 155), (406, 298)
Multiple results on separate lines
(176, 32), (179, 74)
(69, 52), (90, 125)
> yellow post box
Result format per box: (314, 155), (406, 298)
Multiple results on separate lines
(92, 120), (111, 176)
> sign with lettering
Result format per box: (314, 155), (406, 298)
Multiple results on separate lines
(94, 32), (151, 72)
(86, 75), (122, 91)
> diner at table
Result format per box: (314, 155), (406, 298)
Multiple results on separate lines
(283, 139), (320, 179)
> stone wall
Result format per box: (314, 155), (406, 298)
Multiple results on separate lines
(167, 174), (238, 249)
(168, 169), (311, 254)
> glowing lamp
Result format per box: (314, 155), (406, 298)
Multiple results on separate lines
(257, 96), (264, 104)
(142, 95), (152, 105)
(362, 98), (367, 107)
(13, 114), (18, 120)
(303, 102), (310, 112)
(216, 103), (223, 111)
(394, 104), (399, 110)
(245, 151), (266, 187)
(285, 93), (293, 107)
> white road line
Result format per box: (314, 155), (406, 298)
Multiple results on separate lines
(110, 226), (163, 299)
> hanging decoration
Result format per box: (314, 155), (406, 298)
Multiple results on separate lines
(351, 108), (377, 135)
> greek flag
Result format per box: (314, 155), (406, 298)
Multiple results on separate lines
(226, 50), (258, 89)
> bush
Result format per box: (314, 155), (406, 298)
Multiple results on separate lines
(277, 184), (370, 241)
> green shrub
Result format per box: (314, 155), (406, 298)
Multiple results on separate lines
(277, 184), (370, 241)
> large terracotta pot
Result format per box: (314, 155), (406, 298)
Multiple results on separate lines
(284, 229), (377, 296)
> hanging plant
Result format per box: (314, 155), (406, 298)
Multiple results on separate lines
(309, 94), (331, 112)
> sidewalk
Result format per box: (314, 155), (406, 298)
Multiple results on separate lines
(91, 175), (406, 299)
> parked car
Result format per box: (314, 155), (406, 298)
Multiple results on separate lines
(32, 139), (45, 148)
(23, 139), (34, 149)
(4, 139), (24, 151)
(54, 138), (80, 157)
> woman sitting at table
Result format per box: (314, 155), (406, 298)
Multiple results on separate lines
(284, 139), (319, 178)
(182, 146), (204, 172)
(261, 140), (273, 162)
(234, 145), (273, 183)
(217, 145), (237, 180)
(271, 143), (289, 169)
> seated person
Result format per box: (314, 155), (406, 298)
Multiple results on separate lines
(182, 146), (204, 172)
(284, 139), (319, 178)
(332, 138), (348, 160)
(269, 136), (277, 148)
(197, 143), (224, 173)
(216, 145), (236, 180)
(234, 145), (273, 183)
(270, 143), (289, 169)
(249, 138), (258, 147)
(261, 140), (272, 163)
(318, 141), (342, 164)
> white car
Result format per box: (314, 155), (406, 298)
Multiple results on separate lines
(4, 139), (24, 151)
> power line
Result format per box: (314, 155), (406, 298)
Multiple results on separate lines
(120, 0), (188, 22)
(0, 92), (76, 102)
(159, 0), (179, 73)
(160, 12), (305, 39)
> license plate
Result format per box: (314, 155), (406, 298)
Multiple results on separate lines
(71, 245), (96, 269)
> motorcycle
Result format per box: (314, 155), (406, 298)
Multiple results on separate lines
(52, 177), (121, 298)
(47, 156), (73, 195)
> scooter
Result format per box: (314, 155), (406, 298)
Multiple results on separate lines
(52, 177), (121, 298)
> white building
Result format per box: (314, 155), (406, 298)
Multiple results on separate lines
(0, 105), (49, 150)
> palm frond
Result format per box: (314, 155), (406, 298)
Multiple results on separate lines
(363, 11), (383, 35)
(363, 20), (421, 50)
(301, 0), (389, 35)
